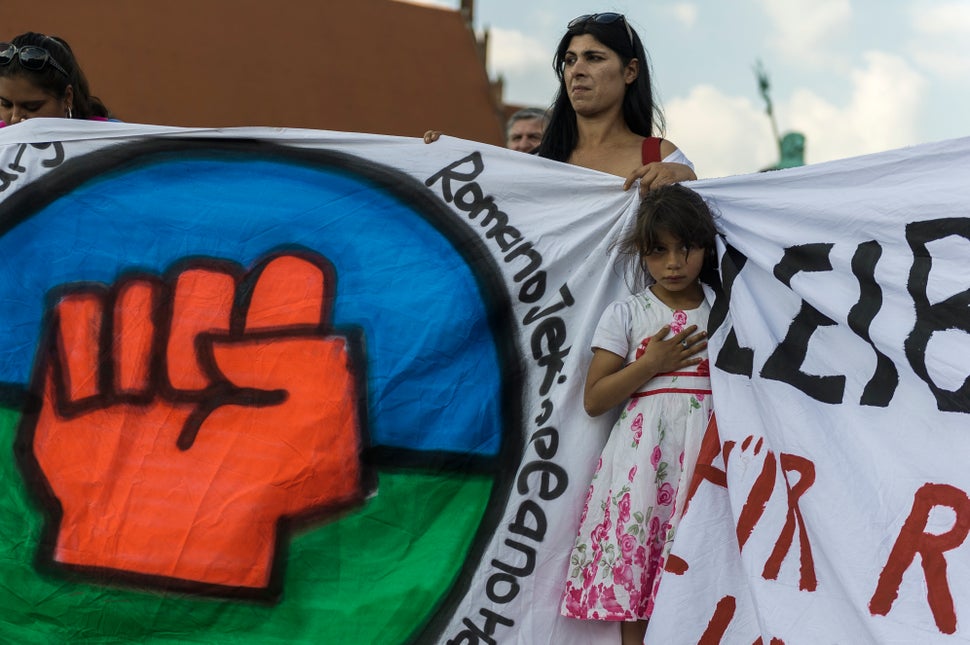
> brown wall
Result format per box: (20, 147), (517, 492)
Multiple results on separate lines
(7, 0), (506, 145)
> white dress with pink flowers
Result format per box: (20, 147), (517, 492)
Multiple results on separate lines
(560, 287), (712, 622)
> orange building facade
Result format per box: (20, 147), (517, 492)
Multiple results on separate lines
(7, 0), (507, 145)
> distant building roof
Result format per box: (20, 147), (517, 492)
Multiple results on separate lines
(8, 0), (506, 145)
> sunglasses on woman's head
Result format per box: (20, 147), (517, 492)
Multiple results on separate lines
(567, 13), (634, 46)
(0, 43), (69, 77)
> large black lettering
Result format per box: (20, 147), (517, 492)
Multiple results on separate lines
(528, 426), (559, 460)
(34, 141), (65, 168)
(711, 243), (754, 377)
(1, 143), (68, 194)
(449, 609), (514, 645)
(451, 184), (498, 223)
(448, 186), (522, 248)
(468, 198), (516, 242)
(485, 572), (519, 603)
(0, 169), (16, 193)
(504, 241), (542, 282)
(488, 219), (523, 251)
(516, 459), (568, 499)
(905, 218), (970, 413)
(848, 240), (898, 406)
(761, 244), (845, 403)
(491, 539), (536, 577)
(425, 152), (484, 201)
(523, 283), (574, 326)
(530, 317), (570, 396)
(6, 143), (29, 173)
(533, 400), (553, 426)
(518, 270), (546, 304)
(509, 499), (547, 542)
(425, 151), (554, 306)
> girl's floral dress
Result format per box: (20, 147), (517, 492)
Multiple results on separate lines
(560, 287), (713, 622)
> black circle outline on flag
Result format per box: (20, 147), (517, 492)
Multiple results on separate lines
(1, 137), (524, 641)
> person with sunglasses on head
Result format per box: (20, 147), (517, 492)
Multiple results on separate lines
(537, 13), (695, 196)
(552, 15), (698, 644)
(0, 32), (112, 127)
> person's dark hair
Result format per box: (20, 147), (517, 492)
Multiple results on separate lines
(537, 15), (665, 162)
(0, 32), (110, 119)
(616, 184), (719, 290)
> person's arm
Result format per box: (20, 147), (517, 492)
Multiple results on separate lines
(623, 139), (697, 193)
(584, 323), (706, 417)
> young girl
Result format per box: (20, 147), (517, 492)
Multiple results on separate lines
(560, 184), (718, 645)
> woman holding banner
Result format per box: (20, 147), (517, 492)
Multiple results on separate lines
(536, 13), (695, 193)
(547, 13), (701, 645)
(0, 32), (111, 126)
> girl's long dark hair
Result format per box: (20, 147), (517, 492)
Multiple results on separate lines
(1, 32), (111, 119)
(615, 184), (719, 291)
(536, 16), (665, 162)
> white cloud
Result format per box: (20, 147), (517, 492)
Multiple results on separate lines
(759, 0), (851, 65)
(664, 51), (927, 178)
(913, 1), (970, 33)
(667, 3), (698, 29)
(665, 84), (778, 178)
(486, 27), (558, 106)
(486, 27), (551, 72)
(909, 2), (970, 79)
(782, 51), (926, 164)
(912, 50), (970, 78)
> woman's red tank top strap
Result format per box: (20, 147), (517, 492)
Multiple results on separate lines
(641, 137), (662, 164)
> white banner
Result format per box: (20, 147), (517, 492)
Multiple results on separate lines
(649, 136), (970, 644)
(0, 121), (968, 644)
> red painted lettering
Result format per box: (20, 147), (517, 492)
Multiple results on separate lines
(762, 454), (817, 591)
(699, 595), (736, 645)
(870, 482), (970, 634)
(737, 450), (776, 550)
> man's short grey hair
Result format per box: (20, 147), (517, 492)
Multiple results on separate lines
(506, 107), (549, 137)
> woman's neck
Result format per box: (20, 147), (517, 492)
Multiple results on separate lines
(574, 111), (634, 148)
(568, 117), (643, 177)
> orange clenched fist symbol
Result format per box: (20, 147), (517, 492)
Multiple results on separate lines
(27, 252), (366, 590)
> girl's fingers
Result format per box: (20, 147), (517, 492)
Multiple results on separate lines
(651, 324), (671, 340)
(672, 325), (698, 342)
(686, 330), (707, 347)
(673, 327), (707, 355)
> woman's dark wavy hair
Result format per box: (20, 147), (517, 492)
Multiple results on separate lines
(615, 184), (719, 291)
(536, 15), (665, 162)
(1, 32), (111, 119)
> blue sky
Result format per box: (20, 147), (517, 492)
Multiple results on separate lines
(411, 0), (970, 178)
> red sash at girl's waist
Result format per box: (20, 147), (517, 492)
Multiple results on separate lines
(631, 370), (711, 398)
